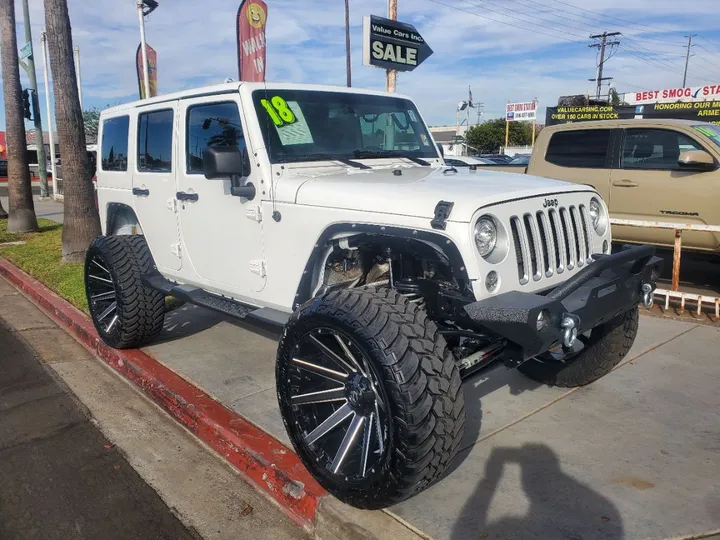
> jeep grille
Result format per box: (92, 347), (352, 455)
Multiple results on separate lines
(510, 205), (593, 285)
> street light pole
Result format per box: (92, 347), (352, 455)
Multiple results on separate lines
(136, 0), (151, 99)
(21, 0), (49, 198)
(73, 46), (83, 108)
(40, 31), (59, 201)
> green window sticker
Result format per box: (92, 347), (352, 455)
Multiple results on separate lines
(260, 96), (297, 127)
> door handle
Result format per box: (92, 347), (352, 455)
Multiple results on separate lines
(176, 191), (199, 202)
(132, 187), (150, 196)
(612, 179), (639, 187)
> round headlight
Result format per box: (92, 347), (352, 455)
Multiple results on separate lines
(589, 199), (601, 229)
(474, 216), (497, 257)
(589, 197), (607, 235)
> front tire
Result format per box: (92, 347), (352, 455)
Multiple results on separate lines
(276, 287), (465, 509)
(518, 307), (638, 387)
(84, 235), (165, 349)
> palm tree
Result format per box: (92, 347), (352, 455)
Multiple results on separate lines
(0, 0), (38, 232)
(44, 0), (100, 261)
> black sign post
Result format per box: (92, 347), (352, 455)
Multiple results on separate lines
(362, 15), (433, 73)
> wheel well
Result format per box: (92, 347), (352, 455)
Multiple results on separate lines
(294, 224), (473, 310)
(106, 203), (144, 236)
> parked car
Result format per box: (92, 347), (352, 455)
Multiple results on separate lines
(88, 82), (660, 510)
(480, 153), (513, 164)
(443, 156), (494, 167)
(492, 119), (720, 255)
(509, 154), (531, 165)
(0, 159), (7, 177)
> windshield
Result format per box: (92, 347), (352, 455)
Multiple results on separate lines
(693, 124), (720, 148)
(252, 90), (439, 164)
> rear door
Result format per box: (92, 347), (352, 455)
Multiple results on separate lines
(131, 103), (182, 271)
(610, 127), (720, 250)
(540, 128), (613, 201)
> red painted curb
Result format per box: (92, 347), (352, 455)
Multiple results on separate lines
(0, 257), (326, 528)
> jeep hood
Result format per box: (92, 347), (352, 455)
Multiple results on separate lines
(292, 166), (592, 223)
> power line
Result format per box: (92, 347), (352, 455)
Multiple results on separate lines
(694, 43), (720, 71)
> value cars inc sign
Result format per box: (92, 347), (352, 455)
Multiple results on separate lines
(362, 15), (433, 72)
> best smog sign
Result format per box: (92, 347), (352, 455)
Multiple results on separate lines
(362, 15), (433, 72)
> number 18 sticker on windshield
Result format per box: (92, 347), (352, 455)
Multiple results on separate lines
(261, 96), (297, 127)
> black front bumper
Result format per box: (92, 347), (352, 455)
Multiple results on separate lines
(464, 245), (663, 364)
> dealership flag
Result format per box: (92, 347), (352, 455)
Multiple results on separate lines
(237, 0), (268, 82)
(136, 43), (158, 99)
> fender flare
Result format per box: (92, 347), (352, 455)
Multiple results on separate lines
(106, 203), (144, 236)
(293, 223), (472, 308)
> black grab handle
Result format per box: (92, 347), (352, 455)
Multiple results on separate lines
(132, 187), (150, 196)
(176, 191), (199, 202)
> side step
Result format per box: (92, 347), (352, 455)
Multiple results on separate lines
(143, 273), (290, 326)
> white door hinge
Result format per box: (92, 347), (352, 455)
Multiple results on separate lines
(249, 259), (266, 278)
(245, 205), (262, 222)
(171, 243), (182, 258)
(166, 198), (177, 212)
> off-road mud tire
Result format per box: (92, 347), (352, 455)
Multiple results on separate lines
(85, 235), (165, 349)
(518, 307), (638, 387)
(276, 287), (465, 509)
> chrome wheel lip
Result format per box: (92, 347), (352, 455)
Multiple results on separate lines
(286, 326), (389, 482)
(86, 252), (120, 337)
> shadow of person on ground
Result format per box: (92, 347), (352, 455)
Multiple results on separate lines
(451, 443), (623, 540)
(443, 364), (545, 479)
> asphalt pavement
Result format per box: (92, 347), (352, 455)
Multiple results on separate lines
(0, 321), (197, 540)
(0, 185), (65, 224)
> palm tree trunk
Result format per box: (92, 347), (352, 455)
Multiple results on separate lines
(0, 0), (38, 232)
(44, 0), (100, 261)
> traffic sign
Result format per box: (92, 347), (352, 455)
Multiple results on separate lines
(20, 42), (33, 61)
(362, 15), (433, 72)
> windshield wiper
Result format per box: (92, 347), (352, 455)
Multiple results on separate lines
(277, 154), (370, 169)
(353, 150), (431, 166)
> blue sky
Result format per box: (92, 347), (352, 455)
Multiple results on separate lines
(2, 0), (720, 131)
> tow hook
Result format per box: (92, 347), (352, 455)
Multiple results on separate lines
(560, 314), (580, 348)
(642, 283), (654, 309)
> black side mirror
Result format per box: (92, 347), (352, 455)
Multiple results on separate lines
(203, 146), (255, 199)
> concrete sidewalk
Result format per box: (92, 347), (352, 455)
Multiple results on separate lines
(147, 305), (720, 540)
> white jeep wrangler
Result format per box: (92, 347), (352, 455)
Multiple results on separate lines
(87, 82), (661, 509)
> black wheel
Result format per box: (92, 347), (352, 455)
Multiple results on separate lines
(276, 287), (465, 509)
(84, 235), (165, 349)
(518, 307), (638, 387)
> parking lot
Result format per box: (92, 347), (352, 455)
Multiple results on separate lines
(142, 301), (719, 540)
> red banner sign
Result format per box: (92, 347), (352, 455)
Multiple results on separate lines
(136, 43), (158, 99)
(237, 0), (268, 82)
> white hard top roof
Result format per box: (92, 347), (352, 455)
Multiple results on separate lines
(102, 82), (414, 116)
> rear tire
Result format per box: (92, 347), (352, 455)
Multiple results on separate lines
(518, 307), (638, 387)
(276, 287), (465, 509)
(84, 235), (165, 349)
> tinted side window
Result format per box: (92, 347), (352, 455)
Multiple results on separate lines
(622, 129), (704, 170)
(186, 102), (245, 174)
(101, 116), (130, 171)
(138, 109), (173, 172)
(545, 129), (610, 168)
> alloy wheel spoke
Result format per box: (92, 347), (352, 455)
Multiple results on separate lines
(360, 412), (373, 477)
(293, 358), (348, 383)
(91, 290), (116, 301)
(97, 302), (117, 322)
(309, 334), (357, 375)
(291, 386), (347, 406)
(89, 274), (113, 285)
(92, 259), (111, 274)
(374, 401), (384, 455)
(305, 403), (353, 446)
(331, 413), (365, 474)
(332, 334), (366, 376)
(106, 314), (119, 333)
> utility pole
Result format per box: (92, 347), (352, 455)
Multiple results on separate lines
(344, 0), (351, 87)
(682, 34), (696, 88)
(73, 45), (83, 108)
(589, 32), (621, 101)
(20, 0), (49, 198)
(386, 0), (397, 92)
(136, 0), (151, 99)
(40, 31), (59, 201)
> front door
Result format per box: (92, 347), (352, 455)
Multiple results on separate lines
(176, 95), (266, 294)
(610, 127), (720, 250)
(131, 104), (182, 271)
